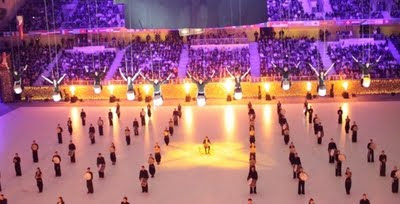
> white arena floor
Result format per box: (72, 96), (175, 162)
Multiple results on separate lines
(0, 101), (399, 204)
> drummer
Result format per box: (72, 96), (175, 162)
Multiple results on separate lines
(85, 168), (94, 194)
(379, 150), (387, 177)
(225, 67), (251, 98)
(52, 151), (62, 177)
(390, 166), (399, 193)
(297, 167), (306, 195)
(345, 167), (352, 194)
(203, 136), (212, 155)
(367, 139), (375, 163)
(328, 138), (337, 163)
(335, 150), (343, 177)
(31, 140), (39, 163)
(186, 70), (215, 104)
(96, 153), (106, 178)
(68, 140), (76, 163)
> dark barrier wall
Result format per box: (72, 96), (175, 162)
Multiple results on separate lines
(115, 0), (267, 29)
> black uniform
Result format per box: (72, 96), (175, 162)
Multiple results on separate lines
(367, 142), (374, 162)
(337, 109), (343, 124)
(345, 171), (352, 194)
(351, 125), (358, 142)
(32, 143), (39, 163)
(80, 111), (86, 126)
(67, 120), (73, 135)
(247, 170), (258, 194)
(359, 198), (370, 204)
(110, 149), (116, 165)
(125, 129), (131, 145)
(317, 125), (324, 144)
(89, 126), (96, 144)
(35, 171), (43, 193)
(391, 170), (399, 193)
(335, 155), (342, 177)
(379, 153), (387, 176)
(98, 120), (104, 136)
(293, 157), (301, 179)
(68, 143), (76, 163)
(116, 104), (120, 118)
(86, 171), (94, 193)
(133, 120), (139, 136)
(53, 155), (61, 177)
(108, 111), (113, 126)
(140, 111), (146, 126)
(328, 142), (337, 163)
(139, 169), (149, 193)
(57, 127), (63, 144)
(308, 108), (313, 124)
(297, 171), (305, 195)
(345, 118), (350, 133)
(13, 156), (22, 176)
(97, 156), (106, 178)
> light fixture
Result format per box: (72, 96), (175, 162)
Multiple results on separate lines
(264, 82), (272, 101)
(143, 84), (150, 95)
(342, 81), (350, 99)
(225, 79), (234, 102)
(306, 82), (312, 92)
(306, 81), (312, 100)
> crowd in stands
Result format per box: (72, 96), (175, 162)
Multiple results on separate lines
(258, 36), (323, 77)
(64, 0), (124, 29)
(328, 42), (400, 78)
(186, 47), (251, 78)
(267, 0), (316, 21)
(391, 0), (400, 17)
(56, 50), (116, 81)
(60, 35), (126, 50)
(326, 0), (383, 19)
(113, 34), (182, 80)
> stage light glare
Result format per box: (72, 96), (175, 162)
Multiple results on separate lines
(14, 85), (22, 94)
(127, 91), (135, 101)
(342, 81), (349, 91)
(69, 86), (76, 96)
(144, 85), (150, 95)
(184, 83), (190, 94)
(362, 77), (371, 88)
(108, 85), (115, 95)
(264, 83), (271, 93)
(318, 86), (327, 97)
(94, 85), (101, 94)
(306, 81), (312, 92)
(224, 79), (234, 92)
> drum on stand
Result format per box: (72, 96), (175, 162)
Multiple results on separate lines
(14, 83), (22, 94)
(362, 75), (371, 88)
(68, 150), (74, 157)
(234, 89), (243, 100)
(31, 144), (39, 151)
(153, 94), (163, 106)
(318, 85), (326, 97)
(299, 172), (309, 181)
(282, 79), (290, 91)
(109, 146), (115, 153)
(126, 90), (135, 101)
(370, 143), (377, 150)
(52, 91), (62, 102)
(338, 154), (347, 161)
(395, 170), (400, 179)
(52, 156), (60, 164)
(94, 85), (102, 94)
(84, 172), (92, 180)
(197, 95), (206, 107)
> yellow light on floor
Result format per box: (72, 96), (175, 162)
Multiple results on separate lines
(108, 85), (115, 95)
(224, 79), (234, 93)
(306, 81), (312, 92)
(342, 81), (349, 91)
(143, 84), (150, 95)
(264, 82), (271, 93)
(184, 83), (190, 94)
(69, 85), (76, 96)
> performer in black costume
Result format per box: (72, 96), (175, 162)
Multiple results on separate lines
(148, 154), (156, 178)
(0, 194), (8, 204)
(140, 109), (146, 126)
(125, 127), (131, 145)
(108, 109), (113, 126)
(96, 153), (106, 178)
(352, 55), (381, 87)
(80, 109), (86, 126)
(12, 65), (27, 94)
(133, 118), (139, 136)
(359, 193), (370, 204)
(13, 153), (22, 176)
(121, 197), (130, 204)
(316, 121), (324, 145)
(308, 106), (313, 124)
(297, 167), (306, 195)
(225, 67), (251, 98)
(139, 166), (149, 193)
(67, 117), (73, 135)
(154, 143), (162, 165)
(89, 124), (96, 144)
(379, 150), (387, 177)
(335, 150), (342, 177)
(203, 136), (212, 155)
(351, 122), (358, 142)
(337, 107), (343, 124)
(35, 167), (43, 193)
(85, 66), (107, 92)
(52, 151), (62, 177)
(367, 139), (375, 163)
(163, 128), (170, 146)
(31, 140), (39, 163)
(56, 124), (63, 144)
(110, 143), (116, 165)
(85, 168), (94, 194)
(391, 166), (399, 193)
(140, 73), (173, 106)
(247, 167), (258, 194)
(345, 116), (351, 134)
(97, 117), (104, 136)
(116, 103), (121, 119)
(345, 167), (352, 195)
(68, 140), (76, 163)
(168, 119), (174, 136)
(147, 104), (152, 118)
(303, 100), (308, 116)
(271, 62), (300, 90)
(328, 138), (337, 163)
(186, 70), (215, 106)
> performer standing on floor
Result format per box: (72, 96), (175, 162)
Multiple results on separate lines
(35, 167), (43, 193)
(247, 167), (258, 194)
(313, 114), (320, 135)
(328, 138), (337, 163)
(139, 166), (149, 193)
(97, 117), (104, 136)
(186, 70), (216, 104)
(56, 124), (63, 144)
(379, 150), (387, 177)
(67, 117), (73, 136)
(304, 100), (308, 116)
(133, 118), (139, 136)
(140, 109), (146, 126)
(391, 166), (399, 193)
(345, 116), (351, 134)
(345, 167), (352, 194)
(148, 154), (156, 178)
(308, 198), (315, 204)
(110, 143), (116, 165)
(116, 103), (121, 119)
(31, 140), (39, 163)
(316, 121), (324, 144)
(80, 109), (86, 126)
(125, 127), (131, 145)
(173, 108), (179, 126)
(56, 196), (65, 204)
(359, 194), (370, 204)
(367, 139), (375, 162)
(0, 194), (8, 204)
(308, 106), (313, 124)
(293, 154), (302, 179)
(297, 167), (306, 195)
(163, 128), (170, 146)
(85, 66), (107, 91)
(154, 143), (162, 165)
(121, 197), (130, 204)
(337, 107), (343, 124)
(147, 104), (152, 118)
(108, 109), (113, 126)
(96, 153), (106, 178)
(335, 150), (342, 177)
(52, 151), (61, 177)
(168, 119), (174, 136)
(203, 136), (212, 155)
(249, 126), (256, 144)
(289, 143), (296, 165)
(249, 154), (256, 170)
(68, 140), (76, 163)
(283, 123), (290, 145)
(85, 168), (94, 194)
(351, 122), (358, 142)
(140, 73), (173, 106)
(13, 153), (22, 176)
(89, 124), (96, 144)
